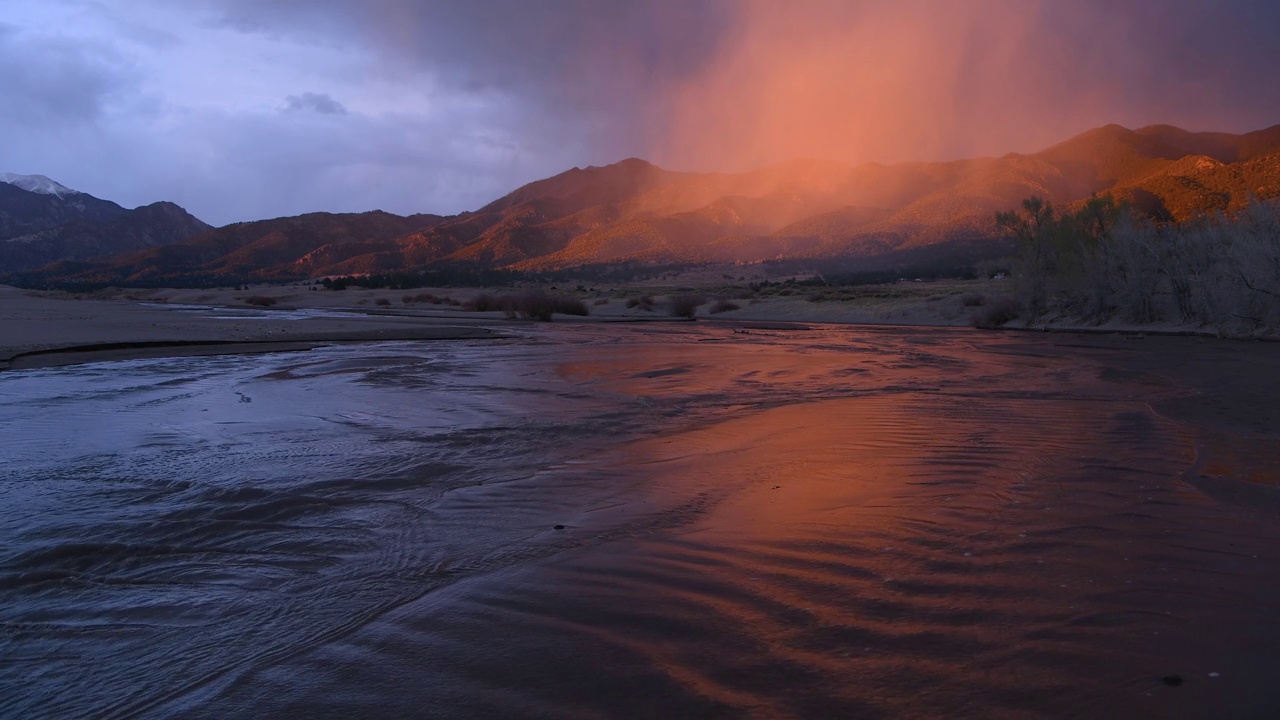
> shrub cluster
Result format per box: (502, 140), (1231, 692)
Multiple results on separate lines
(625, 295), (655, 311)
(969, 296), (1021, 329)
(709, 298), (741, 314)
(244, 295), (277, 307)
(464, 291), (590, 321)
(997, 195), (1280, 336)
(667, 294), (705, 319)
(402, 292), (460, 306)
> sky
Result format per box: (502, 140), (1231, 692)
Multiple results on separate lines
(3, 0), (1280, 226)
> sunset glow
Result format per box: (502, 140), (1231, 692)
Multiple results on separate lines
(3, 3), (1280, 717)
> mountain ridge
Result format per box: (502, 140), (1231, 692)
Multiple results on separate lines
(1, 174), (212, 274)
(13, 122), (1280, 287)
(0, 173), (83, 198)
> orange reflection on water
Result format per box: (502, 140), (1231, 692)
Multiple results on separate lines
(536, 327), (1273, 716)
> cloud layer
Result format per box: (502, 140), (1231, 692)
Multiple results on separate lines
(2, 0), (1279, 226)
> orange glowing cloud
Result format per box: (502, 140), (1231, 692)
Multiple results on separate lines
(647, 1), (1148, 171)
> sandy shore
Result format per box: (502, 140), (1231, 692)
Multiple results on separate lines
(3, 279), (1269, 373)
(0, 282), (942, 371)
(0, 285), (503, 371)
(1, 280), (1204, 371)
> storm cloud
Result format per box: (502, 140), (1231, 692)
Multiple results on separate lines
(2, 0), (1279, 226)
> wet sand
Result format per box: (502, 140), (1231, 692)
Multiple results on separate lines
(0, 285), (500, 370)
(3, 293), (1280, 718)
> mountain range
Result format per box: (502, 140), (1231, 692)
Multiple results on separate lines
(0, 175), (210, 274)
(9, 122), (1280, 287)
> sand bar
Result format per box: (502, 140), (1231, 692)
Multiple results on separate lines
(0, 285), (503, 371)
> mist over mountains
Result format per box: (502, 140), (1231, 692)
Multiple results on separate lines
(9, 122), (1280, 288)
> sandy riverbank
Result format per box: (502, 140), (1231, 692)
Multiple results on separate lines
(0, 285), (502, 370)
(1, 279), (1264, 371)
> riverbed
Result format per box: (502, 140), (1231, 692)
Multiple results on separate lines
(2, 323), (1278, 718)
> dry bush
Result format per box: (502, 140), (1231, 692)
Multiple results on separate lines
(593, 297), (610, 306)
(970, 296), (1021, 329)
(374, 298), (391, 306)
(960, 292), (985, 307)
(465, 291), (588, 320)
(464, 293), (499, 312)
(1050, 200), (1280, 334)
(625, 295), (654, 311)
(709, 298), (740, 314)
(511, 292), (590, 321)
(244, 295), (277, 307)
(667, 294), (704, 318)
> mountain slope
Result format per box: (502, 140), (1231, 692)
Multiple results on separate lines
(1108, 151), (1280, 221)
(0, 181), (127, 240)
(0, 173), (83, 198)
(468, 124), (1280, 271)
(0, 202), (211, 273)
(14, 122), (1280, 286)
(1, 176), (215, 273)
(27, 211), (447, 285)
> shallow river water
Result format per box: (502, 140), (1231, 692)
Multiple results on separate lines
(2, 323), (1279, 718)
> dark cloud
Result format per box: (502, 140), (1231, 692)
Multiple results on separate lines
(191, 0), (1280, 167)
(283, 92), (347, 115)
(0, 21), (139, 126)
(197, 0), (736, 158)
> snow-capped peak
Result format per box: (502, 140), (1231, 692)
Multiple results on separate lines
(0, 173), (81, 198)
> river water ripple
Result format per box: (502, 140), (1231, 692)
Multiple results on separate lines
(2, 324), (1279, 718)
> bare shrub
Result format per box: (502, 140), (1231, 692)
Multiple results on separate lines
(709, 298), (741, 314)
(512, 291), (590, 321)
(960, 292), (985, 307)
(970, 296), (1021, 329)
(1107, 220), (1163, 323)
(403, 292), (455, 306)
(1055, 200), (1278, 334)
(668, 294), (704, 319)
(593, 297), (610, 306)
(464, 293), (499, 312)
(1230, 201), (1280, 331)
(244, 295), (277, 307)
(625, 295), (654, 311)
(465, 291), (588, 320)
(374, 298), (391, 306)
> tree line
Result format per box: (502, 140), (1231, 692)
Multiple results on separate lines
(996, 195), (1280, 337)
